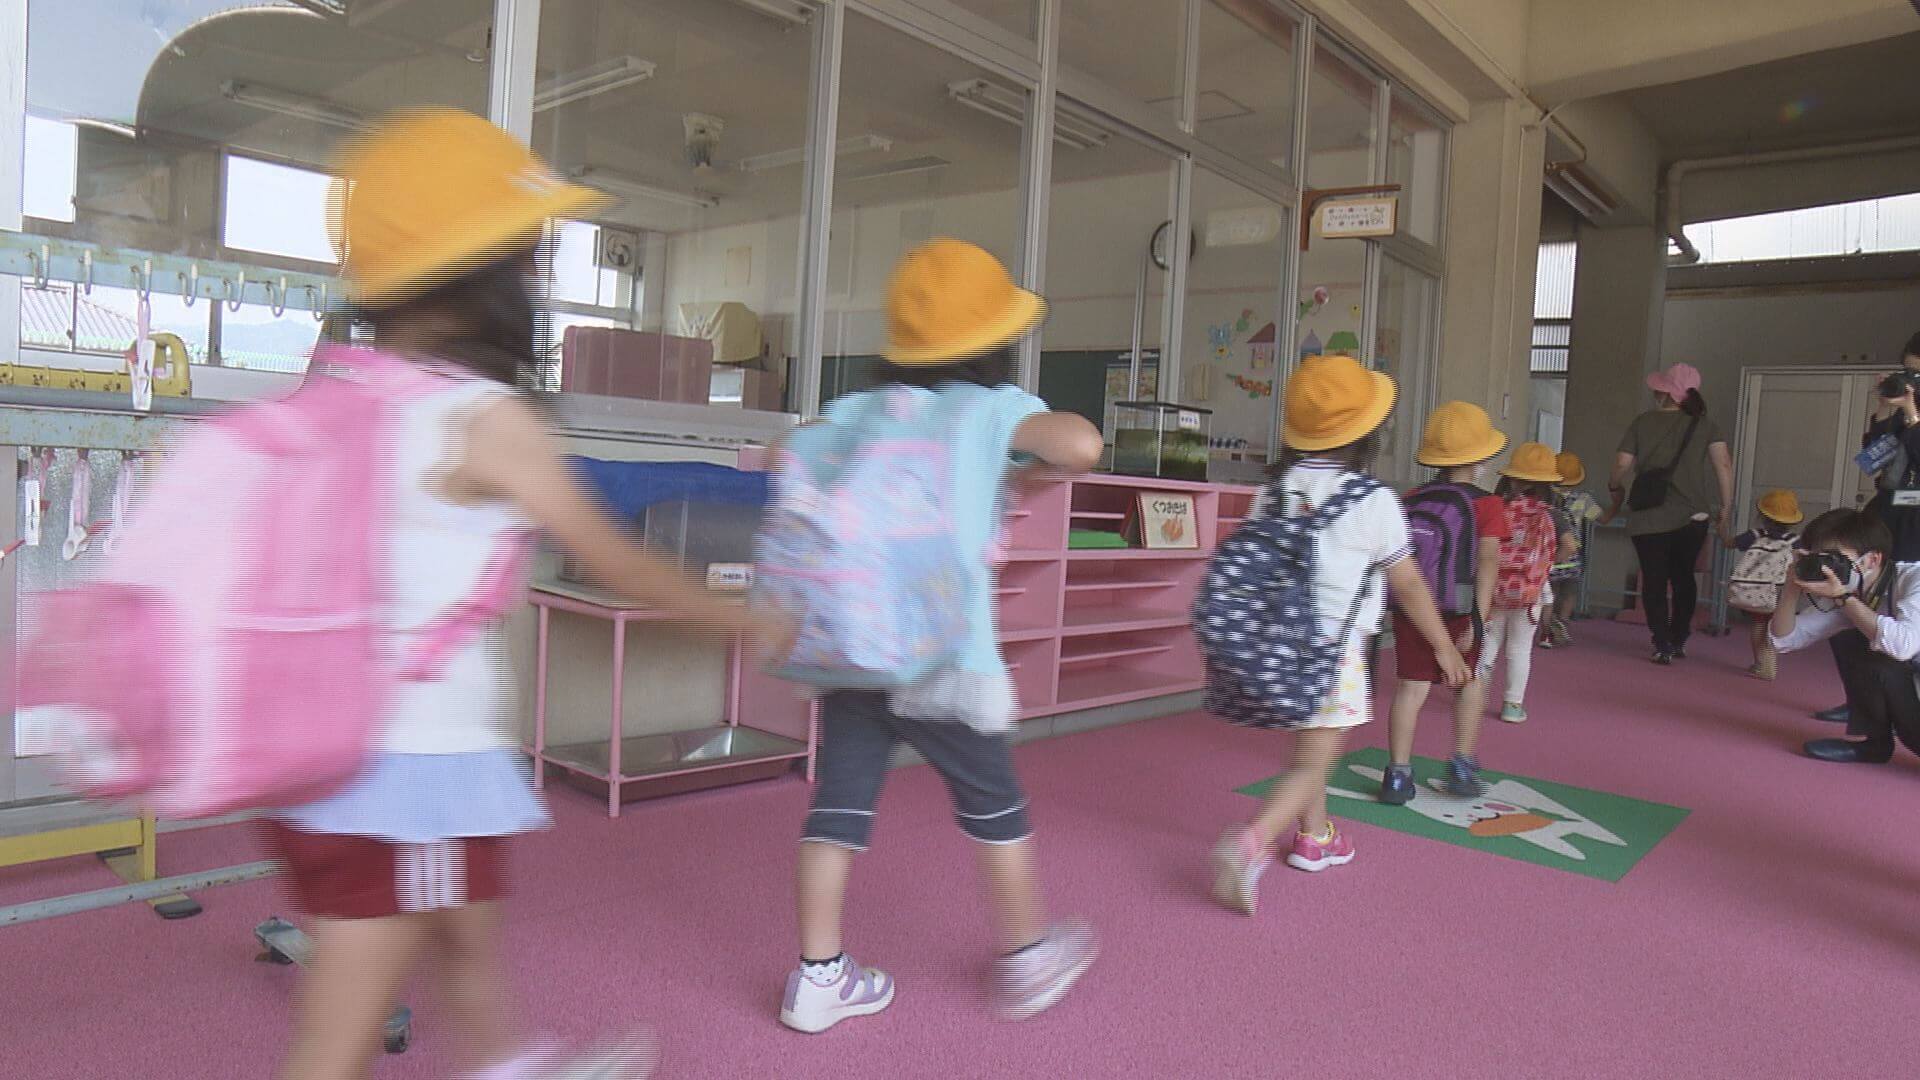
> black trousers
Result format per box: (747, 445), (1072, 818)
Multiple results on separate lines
(1829, 629), (1920, 755)
(1631, 520), (1711, 649)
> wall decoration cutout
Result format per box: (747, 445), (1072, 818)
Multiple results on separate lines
(1326, 330), (1361, 356)
(1235, 308), (1253, 334)
(1298, 330), (1323, 360)
(1297, 285), (1331, 321)
(1247, 322), (1277, 370)
(1227, 372), (1272, 398)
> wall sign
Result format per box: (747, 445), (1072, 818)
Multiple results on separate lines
(1129, 492), (1199, 550)
(1318, 197), (1399, 239)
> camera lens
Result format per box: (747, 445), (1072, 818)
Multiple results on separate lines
(1794, 554), (1827, 583)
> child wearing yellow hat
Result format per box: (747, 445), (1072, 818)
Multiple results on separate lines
(1479, 444), (1577, 724)
(782, 239), (1105, 1032)
(1382, 401), (1511, 804)
(1208, 356), (1469, 915)
(267, 109), (788, 1079)
(1539, 451), (1603, 649)
(1727, 488), (1804, 679)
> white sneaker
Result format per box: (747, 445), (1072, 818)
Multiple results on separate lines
(780, 956), (895, 1034)
(1210, 826), (1270, 916)
(995, 921), (1098, 1021)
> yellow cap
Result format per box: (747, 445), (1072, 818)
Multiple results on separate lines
(330, 108), (611, 306)
(1555, 451), (1586, 487)
(1502, 442), (1564, 483)
(1282, 354), (1396, 452)
(1418, 401), (1508, 467)
(1758, 488), (1803, 525)
(885, 239), (1046, 365)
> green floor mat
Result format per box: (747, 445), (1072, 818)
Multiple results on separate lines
(1236, 746), (1689, 882)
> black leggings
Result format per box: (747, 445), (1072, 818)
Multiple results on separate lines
(1631, 520), (1711, 649)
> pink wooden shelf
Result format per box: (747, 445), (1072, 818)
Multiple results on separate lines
(1063, 577), (1176, 593)
(1058, 641), (1175, 666)
(1004, 549), (1064, 562)
(1069, 511), (1127, 521)
(1054, 668), (1204, 711)
(1060, 605), (1189, 635)
(1066, 548), (1203, 561)
(999, 618), (1060, 642)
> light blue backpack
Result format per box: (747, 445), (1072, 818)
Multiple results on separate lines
(753, 385), (970, 688)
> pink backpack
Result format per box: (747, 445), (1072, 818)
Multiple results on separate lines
(1493, 495), (1557, 610)
(16, 345), (532, 818)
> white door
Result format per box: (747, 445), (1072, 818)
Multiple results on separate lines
(1732, 367), (1884, 535)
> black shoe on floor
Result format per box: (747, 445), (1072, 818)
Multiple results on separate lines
(1671, 643), (1689, 660)
(1813, 704), (1850, 724)
(1652, 647), (1674, 666)
(1804, 738), (1893, 764)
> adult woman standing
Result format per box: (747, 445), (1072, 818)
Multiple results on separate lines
(1606, 363), (1736, 664)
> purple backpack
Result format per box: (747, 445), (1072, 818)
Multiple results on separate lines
(1401, 481), (1480, 617)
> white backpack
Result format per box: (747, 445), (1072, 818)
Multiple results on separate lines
(1728, 534), (1796, 613)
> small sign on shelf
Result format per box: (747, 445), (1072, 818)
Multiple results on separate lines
(1126, 491), (1199, 550)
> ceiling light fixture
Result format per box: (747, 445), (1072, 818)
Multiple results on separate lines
(729, 0), (813, 28)
(946, 78), (1108, 151)
(735, 133), (893, 173)
(840, 155), (950, 183)
(573, 167), (719, 210)
(1544, 163), (1616, 222)
(221, 80), (366, 131)
(534, 55), (657, 113)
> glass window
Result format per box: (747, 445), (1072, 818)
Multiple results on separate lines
(17, 282), (211, 362)
(1678, 193), (1920, 263)
(946, 1), (1034, 38)
(222, 155), (337, 264)
(1040, 105), (1177, 438)
(1058, 0), (1184, 119)
(816, 12), (1029, 404)
(220, 302), (324, 373)
(23, 115), (77, 222)
(1195, 0), (1298, 175)
(1386, 93), (1446, 246)
(21, 0), (494, 371)
(1179, 168), (1290, 483)
(536, 0), (812, 408)
(1304, 44), (1379, 189)
(1373, 257), (1440, 488)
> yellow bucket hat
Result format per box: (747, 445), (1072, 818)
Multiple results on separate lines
(1555, 451), (1586, 487)
(885, 239), (1046, 365)
(330, 108), (611, 307)
(1758, 488), (1803, 525)
(1418, 401), (1508, 467)
(1282, 354), (1396, 452)
(1502, 442), (1563, 483)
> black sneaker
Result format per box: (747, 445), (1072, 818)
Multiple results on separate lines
(1652, 647), (1674, 666)
(1379, 765), (1416, 806)
(1671, 643), (1689, 660)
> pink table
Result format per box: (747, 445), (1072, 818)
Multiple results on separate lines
(527, 580), (816, 818)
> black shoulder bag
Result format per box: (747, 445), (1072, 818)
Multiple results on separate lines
(1628, 414), (1702, 512)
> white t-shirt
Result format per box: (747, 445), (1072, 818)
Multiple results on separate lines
(1249, 460), (1414, 651)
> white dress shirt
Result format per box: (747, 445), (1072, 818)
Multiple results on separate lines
(1772, 562), (1920, 675)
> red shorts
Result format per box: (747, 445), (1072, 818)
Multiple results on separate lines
(1392, 611), (1478, 684)
(258, 821), (510, 920)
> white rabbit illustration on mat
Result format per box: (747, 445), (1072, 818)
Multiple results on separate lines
(1329, 765), (1627, 861)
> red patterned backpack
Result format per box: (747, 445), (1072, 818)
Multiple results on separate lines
(1493, 494), (1557, 609)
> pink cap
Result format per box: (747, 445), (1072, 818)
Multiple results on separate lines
(1646, 363), (1702, 400)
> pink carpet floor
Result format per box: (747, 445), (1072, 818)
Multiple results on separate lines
(4, 618), (1918, 1079)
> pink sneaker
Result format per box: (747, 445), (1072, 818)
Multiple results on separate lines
(1210, 826), (1271, 915)
(1286, 825), (1355, 872)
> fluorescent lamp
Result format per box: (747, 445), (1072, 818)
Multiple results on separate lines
(729, 0), (812, 28)
(534, 55), (657, 113)
(221, 80), (366, 131)
(841, 156), (949, 183)
(946, 78), (1108, 151)
(1544, 164), (1616, 221)
(573, 167), (719, 210)
(736, 134), (893, 173)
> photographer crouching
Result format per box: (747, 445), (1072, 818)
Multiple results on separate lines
(1771, 509), (1920, 764)
(1810, 331), (1920, 727)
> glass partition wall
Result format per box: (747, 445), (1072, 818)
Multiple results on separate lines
(10, 0), (1449, 439)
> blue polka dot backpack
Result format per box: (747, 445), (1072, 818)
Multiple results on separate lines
(1193, 472), (1382, 729)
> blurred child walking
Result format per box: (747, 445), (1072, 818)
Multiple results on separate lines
(1479, 444), (1574, 724)
(1205, 356), (1468, 915)
(1539, 451), (1603, 649)
(1727, 488), (1804, 679)
(1382, 402), (1508, 802)
(778, 240), (1105, 1032)
(263, 111), (781, 1080)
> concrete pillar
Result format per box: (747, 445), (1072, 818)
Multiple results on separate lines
(1436, 98), (1544, 438)
(1562, 222), (1670, 607)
